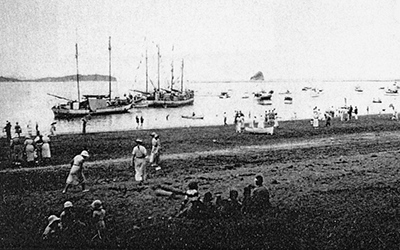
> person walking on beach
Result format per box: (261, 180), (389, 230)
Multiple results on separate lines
(82, 117), (88, 134)
(348, 105), (353, 120)
(131, 139), (147, 183)
(135, 115), (140, 129)
(354, 106), (358, 120)
(62, 150), (90, 193)
(15, 122), (22, 137)
(140, 115), (144, 128)
(149, 132), (161, 170)
(3, 121), (12, 141)
(223, 112), (227, 126)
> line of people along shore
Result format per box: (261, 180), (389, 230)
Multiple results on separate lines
(3, 120), (54, 167)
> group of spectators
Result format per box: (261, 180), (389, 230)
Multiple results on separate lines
(177, 175), (271, 219)
(3, 120), (53, 167)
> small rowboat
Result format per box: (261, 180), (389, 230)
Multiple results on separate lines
(181, 115), (204, 119)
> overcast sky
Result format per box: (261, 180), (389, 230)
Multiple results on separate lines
(1, 0), (400, 81)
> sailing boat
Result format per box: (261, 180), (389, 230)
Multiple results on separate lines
(135, 45), (194, 108)
(50, 37), (133, 118)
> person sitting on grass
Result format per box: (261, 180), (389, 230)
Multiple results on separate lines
(249, 175), (271, 216)
(177, 181), (203, 219)
(91, 200), (106, 241)
(220, 189), (242, 218)
(59, 201), (86, 241)
(241, 185), (253, 216)
(200, 191), (217, 219)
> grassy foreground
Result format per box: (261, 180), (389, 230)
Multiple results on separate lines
(2, 115), (400, 249)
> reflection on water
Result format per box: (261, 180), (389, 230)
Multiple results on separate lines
(0, 80), (399, 135)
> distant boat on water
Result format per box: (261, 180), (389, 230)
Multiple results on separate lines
(384, 88), (398, 96)
(219, 92), (231, 99)
(181, 113), (204, 119)
(284, 96), (293, 104)
(355, 86), (363, 92)
(372, 98), (382, 103)
(49, 37), (133, 118)
(134, 45), (194, 108)
(257, 94), (273, 105)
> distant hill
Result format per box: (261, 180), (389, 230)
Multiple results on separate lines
(250, 71), (264, 81)
(29, 74), (117, 82)
(0, 74), (116, 82)
(0, 76), (20, 82)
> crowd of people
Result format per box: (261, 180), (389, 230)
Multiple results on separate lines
(3, 120), (53, 167)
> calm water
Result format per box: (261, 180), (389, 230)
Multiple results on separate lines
(0, 80), (398, 136)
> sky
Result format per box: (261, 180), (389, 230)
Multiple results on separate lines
(1, 0), (400, 81)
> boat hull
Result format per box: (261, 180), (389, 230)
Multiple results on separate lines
(52, 104), (132, 118)
(148, 98), (194, 108)
(181, 115), (204, 119)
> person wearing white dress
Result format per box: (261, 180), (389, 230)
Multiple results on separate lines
(62, 150), (90, 193)
(41, 135), (51, 163)
(132, 139), (148, 183)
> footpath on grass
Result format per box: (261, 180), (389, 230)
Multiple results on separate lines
(1, 130), (399, 174)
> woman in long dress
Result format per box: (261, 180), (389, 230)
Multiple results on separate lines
(62, 150), (90, 193)
(41, 136), (51, 163)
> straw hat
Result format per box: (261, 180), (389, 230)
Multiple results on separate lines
(64, 201), (73, 208)
(135, 139), (143, 144)
(150, 132), (157, 137)
(81, 150), (89, 157)
(91, 199), (102, 209)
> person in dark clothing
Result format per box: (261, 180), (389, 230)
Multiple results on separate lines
(15, 122), (22, 137)
(250, 175), (271, 215)
(348, 105), (353, 120)
(4, 121), (12, 141)
(140, 116), (144, 127)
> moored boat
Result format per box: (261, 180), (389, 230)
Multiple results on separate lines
(181, 113), (204, 119)
(257, 94), (272, 105)
(284, 96), (293, 104)
(50, 38), (133, 118)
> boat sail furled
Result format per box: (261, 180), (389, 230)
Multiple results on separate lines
(50, 37), (133, 118)
(135, 45), (194, 108)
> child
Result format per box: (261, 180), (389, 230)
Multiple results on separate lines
(42, 215), (61, 240)
(91, 200), (106, 240)
(177, 181), (201, 218)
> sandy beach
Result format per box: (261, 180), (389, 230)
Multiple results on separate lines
(2, 114), (400, 249)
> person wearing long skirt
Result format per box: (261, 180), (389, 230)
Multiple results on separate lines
(149, 132), (161, 169)
(235, 116), (241, 133)
(41, 135), (51, 164)
(24, 137), (36, 167)
(91, 200), (106, 240)
(131, 139), (147, 183)
(62, 150), (90, 193)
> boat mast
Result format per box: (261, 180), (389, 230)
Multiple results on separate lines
(157, 45), (160, 91)
(145, 49), (148, 93)
(108, 36), (112, 101)
(75, 43), (80, 103)
(181, 59), (184, 92)
(171, 45), (174, 90)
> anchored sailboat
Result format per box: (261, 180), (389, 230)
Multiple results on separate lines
(49, 37), (133, 118)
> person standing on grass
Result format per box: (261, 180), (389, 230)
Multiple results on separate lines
(131, 139), (147, 183)
(223, 112), (227, 126)
(41, 135), (51, 164)
(348, 105), (353, 120)
(91, 200), (106, 241)
(15, 122), (22, 137)
(4, 121), (12, 141)
(24, 136), (36, 167)
(62, 150), (90, 193)
(149, 132), (161, 170)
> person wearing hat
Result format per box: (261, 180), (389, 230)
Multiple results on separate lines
(250, 175), (271, 215)
(131, 139), (148, 183)
(91, 199), (106, 240)
(24, 136), (36, 167)
(42, 215), (61, 240)
(62, 150), (90, 193)
(60, 201), (74, 231)
(149, 132), (161, 170)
